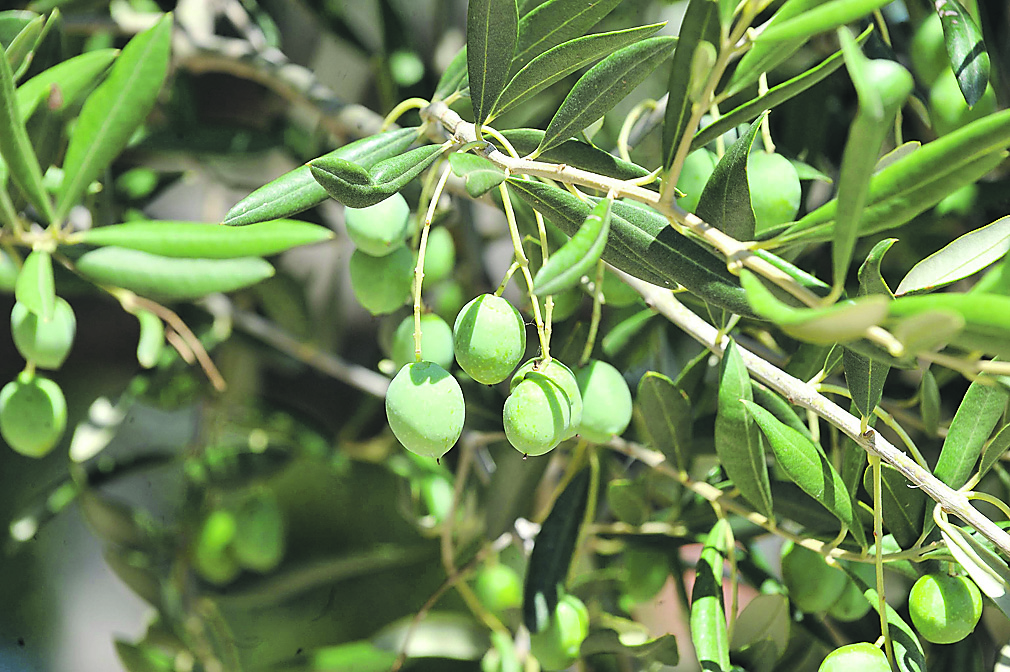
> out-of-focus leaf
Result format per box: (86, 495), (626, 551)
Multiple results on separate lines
(932, 375), (1006, 491)
(536, 36), (677, 155)
(132, 309), (163, 369)
(114, 641), (174, 672)
(580, 631), (679, 665)
(896, 215), (1010, 296)
(730, 594), (790, 671)
(602, 308), (655, 356)
(57, 14), (172, 221)
(920, 368), (940, 437)
(78, 491), (151, 550)
(523, 469), (590, 633)
(935, 0), (990, 108)
(309, 640), (398, 672)
(511, 0), (623, 74)
(690, 518), (731, 671)
(715, 339), (772, 517)
(467, 0), (518, 128)
(863, 463), (925, 549)
(448, 152), (506, 197)
(637, 372), (692, 472)
(887, 292), (1010, 359)
(756, 0), (893, 43)
(695, 115), (762, 240)
(434, 45), (468, 101)
(5, 14), (44, 79)
(607, 479), (648, 526)
(533, 195), (610, 296)
(892, 309), (965, 354)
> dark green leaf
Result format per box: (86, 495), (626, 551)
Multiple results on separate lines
(840, 566), (926, 672)
(115, 641), (174, 672)
(695, 115), (762, 241)
(863, 463), (925, 549)
(843, 346), (888, 421)
(447, 152), (506, 197)
(75, 247), (275, 300)
(224, 128), (419, 226)
(636, 372), (692, 472)
(933, 375), (1006, 491)
(580, 631), (679, 665)
(523, 468), (590, 633)
(730, 594), (790, 668)
(310, 144), (444, 208)
(501, 128), (650, 181)
(56, 14), (172, 222)
(690, 518), (731, 672)
(79, 220), (333, 258)
(14, 248), (54, 320)
(533, 195), (610, 295)
(16, 49), (118, 122)
(896, 215), (1010, 296)
(467, 0), (519, 128)
(662, 0), (719, 171)
(858, 238), (896, 298)
(602, 308), (654, 356)
(492, 23), (664, 120)
(512, 0), (622, 74)
(936, 0), (990, 108)
(755, 0), (893, 43)
(78, 491), (152, 550)
(434, 45), (468, 100)
(751, 382), (812, 441)
(607, 479), (649, 526)
(980, 423), (1010, 481)
(715, 339), (772, 517)
(536, 37), (676, 156)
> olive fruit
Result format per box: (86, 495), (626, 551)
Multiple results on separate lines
(573, 360), (632, 443)
(910, 13), (946, 87)
(818, 642), (889, 672)
(511, 358), (582, 438)
(503, 375), (570, 456)
(748, 151), (801, 233)
(349, 247), (413, 315)
(453, 294), (526, 385)
(623, 545), (670, 602)
(421, 226), (456, 284)
(390, 313), (454, 371)
(385, 361), (465, 458)
(780, 542), (847, 613)
(828, 562), (874, 622)
(908, 572), (982, 644)
(231, 490), (285, 573)
(0, 372), (67, 458)
(473, 564), (523, 615)
(675, 148), (718, 214)
(343, 192), (410, 257)
(929, 68), (997, 136)
(193, 509), (240, 585)
(11, 297), (76, 369)
(431, 280), (466, 325)
(529, 594), (590, 671)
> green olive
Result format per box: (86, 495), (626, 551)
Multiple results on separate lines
(453, 294), (526, 384)
(910, 13), (946, 87)
(421, 226), (456, 284)
(344, 192), (410, 257)
(818, 642), (890, 672)
(623, 545), (670, 602)
(503, 375), (570, 456)
(908, 572), (982, 644)
(675, 148), (718, 214)
(529, 594), (590, 671)
(390, 313), (454, 371)
(473, 564), (523, 615)
(193, 509), (240, 585)
(511, 358), (582, 437)
(231, 490), (285, 573)
(573, 359), (632, 443)
(780, 541), (848, 613)
(0, 372), (67, 458)
(11, 297), (76, 369)
(349, 246), (413, 315)
(748, 151), (801, 233)
(929, 68), (997, 136)
(385, 361), (465, 458)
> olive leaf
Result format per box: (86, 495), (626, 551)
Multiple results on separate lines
(511, 0), (623, 75)
(447, 152), (506, 197)
(467, 0), (519, 129)
(857, 238), (896, 298)
(895, 215), (1010, 296)
(940, 524), (1010, 620)
(932, 375), (1006, 492)
(979, 424), (1010, 482)
(16, 49), (118, 122)
(695, 115), (762, 241)
(132, 309), (164, 370)
(434, 45), (468, 101)
(920, 367), (940, 437)
(501, 128), (651, 181)
(888, 292), (1010, 359)
(580, 631), (679, 666)
(690, 518), (731, 671)
(636, 372), (692, 472)
(14, 249), (54, 320)
(602, 308), (654, 357)
(607, 479), (649, 526)
(533, 195), (611, 296)
(311, 144), (444, 208)
(935, 0), (990, 108)
(755, 0), (893, 43)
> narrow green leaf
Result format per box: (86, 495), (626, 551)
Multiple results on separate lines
(14, 248), (54, 320)
(512, 0), (622, 74)
(467, 0), (519, 128)
(505, 179), (755, 316)
(662, 0), (719, 170)
(75, 247), (275, 300)
(5, 14), (44, 79)
(896, 215), (1010, 296)
(523, 468), (590, 633)
(755, 0), (893, 43)
(842, 346), (888, 421)
(730, 594), (790, 666)
(940, 525), (1010, 620)
(57, 14), (173, 222)
(310, 144), (444, 209)
(491, 23), (664, 120)
(0, 24), (51, 222)
(536, 36), (677, 156)
(887, 293), (1010, 359)
(752, 248), (832, 299)
(501, 128), (650, 181)
(920, 367), (941, 437)
(936, 0), (990, 108)
(16, 49), (118, 122)
(533, 195), (611, 296)
(715, 339), (772, 517)
(636, 372), (693, 472)
(858, 238), (896, 298)
(690, 518), (731, 672)
(744, 400), (864, 546)
(79, 220), (333, 258)
(933, 375), (1007, 491)
(863, 463), (925, 549)
(223, 128), (419, 226)
(740, 269), (888, 343)
(447, 152), (506, 197)
(695, 115), (762, 241)
(133, 308), (164, 369)
(980, 423), (1010, 481)
(115, 640), (174, 672)
(602, 308), (654, 356)
(433, 45), (468, 101)
(307, 641), (399, 672)
(751, 382), (812, 441)
(840, 566), (926, 672)
(891, 309), (965, 355)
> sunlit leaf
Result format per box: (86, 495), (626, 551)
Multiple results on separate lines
(896, 215), (1010, 296)
(467, 0), (519, 128)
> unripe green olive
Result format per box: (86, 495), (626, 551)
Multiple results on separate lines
(390, 313), (454, 371)
(193, 509), (240, 585)
(0, 372), (67, 458)
(349, 247), (413, 315)
(600, 271), (640, 307)
(908, 572), (982, 644)
(511, 358), (582, 437)
(431, 280), (467, 325)
(828, 562), (874, 622)
(818, 642), (889, 672)
(385, 361), (465, 458)
(421, 226), (456, 284)
(929, 68), (997, 136)
(231, 490), (285, 573)
(573, 360), (632, 443)
(529, 594), (590, 671)
(747, 151), (801, 233)
(675, 148), (718, 214)
(780, 542), (848, 613)
(344, 192), (410, 257)
(503, 375), (570, 456)
(910, 13), (946, 87)
(11, 297), (76, 369)
(473, 563), (523, 615)
(115, 167), (159, 201)
(453, 294), (526, 384)
(623, 545), (670, 602)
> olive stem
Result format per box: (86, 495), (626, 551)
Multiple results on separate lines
(498, 183), (550, 360)
(580, 259), (606, 367)
(413, 164), (453, 361)
(381, 97), (430, 131)
(871, 454), (897, 669)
